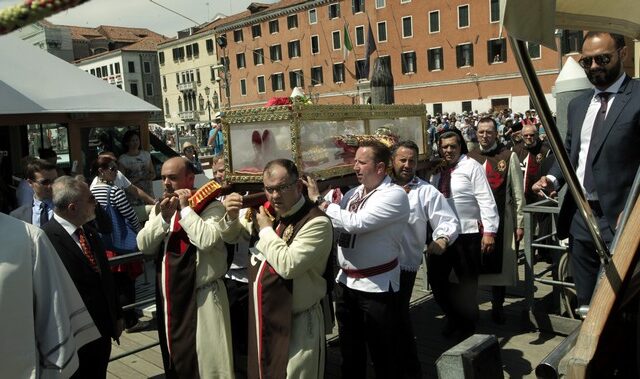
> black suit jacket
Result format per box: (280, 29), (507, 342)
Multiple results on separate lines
(9, 204), (31, 224)
(42, 218), (121, 339)
(550, 76), (640, 237)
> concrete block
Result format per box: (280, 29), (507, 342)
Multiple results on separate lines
(436, 334), (503, 379)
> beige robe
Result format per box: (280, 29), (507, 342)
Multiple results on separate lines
(137, 201), (242, 378)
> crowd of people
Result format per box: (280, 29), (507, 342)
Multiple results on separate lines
(1, 30), (638, 379)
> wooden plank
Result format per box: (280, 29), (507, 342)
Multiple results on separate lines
(567, 196), (640, 378)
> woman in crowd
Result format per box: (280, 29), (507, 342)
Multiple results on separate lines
(91, 155), (145, 332)
(181, 141), (203, 173)
(118, 130), (155, 205)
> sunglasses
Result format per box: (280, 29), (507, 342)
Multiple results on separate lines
(264, 180), (297, 194)
(578, 49), (621, 69)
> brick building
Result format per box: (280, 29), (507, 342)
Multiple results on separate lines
(211, 0), (611, 114)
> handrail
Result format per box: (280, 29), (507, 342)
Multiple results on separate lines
(508, 36), (610, 265)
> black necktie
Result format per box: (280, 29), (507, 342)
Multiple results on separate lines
(583, 92), (611, 193)
(39, 202), (49, 226)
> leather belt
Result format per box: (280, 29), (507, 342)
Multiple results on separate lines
(342, 258), (398, 278)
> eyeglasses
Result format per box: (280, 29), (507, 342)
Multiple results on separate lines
(32, 178), (54, 186)
(522, 134), (537, 138)
(578, 49), (621, 69)
(264, 180), (297, 194)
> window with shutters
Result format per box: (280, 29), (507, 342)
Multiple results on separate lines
(428, 47), (444, 71)
(234, 29), (243, 42)
(270, 45), (282, 61)
(490, 0), (500, 22)
(236, 53), (246, 69)
(402, 51), (417, 74)
(355, 25), (365, 45)
(487, 38), (507, 64)
(329, 3), (340, 19)
(287, 14), (298, 29)
(311, 66), (323, 85)
(269, 20), (279, 34)
(252, 24), (262, 38)
(458, 5), (470, 28)
(309, 9), (317, 24)
(355, 59), (367, 80)
(429, 11), (440, 33)
(333, 63), (345, 83)
(332, 31), (341, 50)
(271, 73), (285, 91)
(352, 0), (364, 14)
(288, 40), (301, 58)
(257, 76), (266, 93)
(377, 21), (387, 42)
(159, 51), (165, 64)
(456, 43), (474, 67)
(206, 39), (214, 54)
(289, 70), (304, 89)
(402, 16), (413, 38)
(253, 48), (264, 65)
(240, 79), (247, 96)
(311, 35), (320, 54)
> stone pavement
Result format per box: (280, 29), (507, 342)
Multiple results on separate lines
(108, 260), (568, 378)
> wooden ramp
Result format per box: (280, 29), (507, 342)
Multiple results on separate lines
(108, 260), (567, 378)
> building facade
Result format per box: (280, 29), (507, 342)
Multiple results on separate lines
(157, 24), (223, 129)
(16, 21), (75, 62)
(212, 0), (624, 114)
(75, 39), (166, 124)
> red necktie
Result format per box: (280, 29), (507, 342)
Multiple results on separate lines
(438, 166), (454, 198)
(76, 228), (98, 272)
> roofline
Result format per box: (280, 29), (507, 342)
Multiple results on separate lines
(214, 0), (332, 33)
(74, 48), (157, 65)
(157, 29), (216, 49)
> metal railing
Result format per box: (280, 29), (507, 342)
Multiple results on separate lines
(107, 252), (160, 362)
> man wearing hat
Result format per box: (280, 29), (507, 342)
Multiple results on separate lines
(208, 112), (224, 155)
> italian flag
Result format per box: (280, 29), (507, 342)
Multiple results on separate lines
(343, 23), (353, 60)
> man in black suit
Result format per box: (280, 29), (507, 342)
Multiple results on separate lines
(43, 176), (123, 379)
(533, 32), (640, 307)
(10, 159), (57, 226)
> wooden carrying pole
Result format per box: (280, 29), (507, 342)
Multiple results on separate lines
(566, 195), (640, 378)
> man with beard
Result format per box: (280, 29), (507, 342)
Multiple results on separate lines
(533, 32), (640, 307)
(137, 157), (241, 378)
(390, 140), (459, 377)
(468, 118), (525, 324)
(430, 131), (499, 339)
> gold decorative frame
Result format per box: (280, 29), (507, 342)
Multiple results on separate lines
(222, 104), (428, 184)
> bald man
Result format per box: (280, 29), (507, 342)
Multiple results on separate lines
(137, 157), (242, 378)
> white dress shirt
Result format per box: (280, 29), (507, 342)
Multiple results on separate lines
(431, 155), (499, 235)
(53, 213), (84, 251)
(576, 73), (626, 200)
(325, 176), (410, 293)
(399, 177), (460, 271)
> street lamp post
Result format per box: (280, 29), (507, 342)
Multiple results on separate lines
(203, 86), (213, 150)
(216, 35), (231, 109)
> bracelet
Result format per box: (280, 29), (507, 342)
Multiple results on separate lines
(313, 196), (325, 206)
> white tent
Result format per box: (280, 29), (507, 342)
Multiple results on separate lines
(0, 34), (159, 115)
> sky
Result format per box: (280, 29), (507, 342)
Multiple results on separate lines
(0, 0), (277, 37)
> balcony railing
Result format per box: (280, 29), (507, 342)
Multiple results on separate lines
(179, 111), (196, 120)
(177, 81), (197, 91)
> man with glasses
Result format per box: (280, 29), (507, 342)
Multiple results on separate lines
(10, 159), (57, 227)
(514, 124), (553, 205)
(223, 159), (333, 378)
(307, 140), (410, 378)
(533, 32), (640, 307)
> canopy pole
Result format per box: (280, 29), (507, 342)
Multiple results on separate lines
(508, 36), (610, 264)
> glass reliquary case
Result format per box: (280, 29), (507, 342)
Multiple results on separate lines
(222, 104), (428, 184)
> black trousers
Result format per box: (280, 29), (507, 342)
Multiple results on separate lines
(223, 278), (249, 357)
(568, 207), (614, 306)
(113, 272), (138, 327)
(71, 335), (112, 379)
(427, 233), (481, 328)
(336, 282), (402, 379)
(399, 269), (422, 378)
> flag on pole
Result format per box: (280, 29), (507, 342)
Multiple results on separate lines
(343, 23), (353, 60)
(364, 19), (377, 79)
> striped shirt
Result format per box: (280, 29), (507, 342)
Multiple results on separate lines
(90, 183), (141, 232)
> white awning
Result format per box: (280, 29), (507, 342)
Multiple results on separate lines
(0, 34), (160, 115)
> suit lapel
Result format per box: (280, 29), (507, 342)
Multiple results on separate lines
(591, 76), (632, 158)
(570, 93), (591, 167)
(50, 219), (98, 272)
